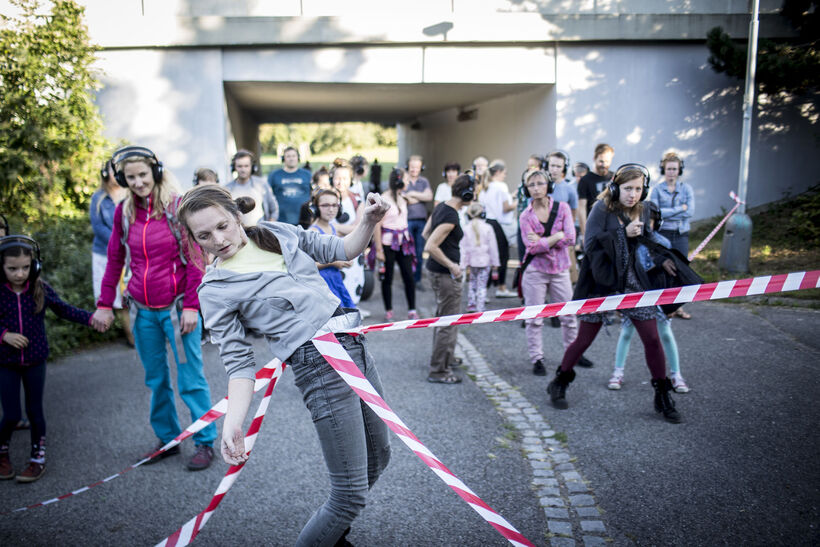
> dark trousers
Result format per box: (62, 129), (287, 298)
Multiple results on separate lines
(0, 362), (47, 448)
(408, 218), (427, 283)
(486, 219), (509, 287)
(381, 247), (416, 311)
(560, 319), (666, 379)
(659, 230), (689, 257)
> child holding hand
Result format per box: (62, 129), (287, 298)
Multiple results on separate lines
(0, 236), (107, 483)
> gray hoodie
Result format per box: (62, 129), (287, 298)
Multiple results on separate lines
(198, 221), (347, 380)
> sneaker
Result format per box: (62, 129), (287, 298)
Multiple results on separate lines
(0, 453), (14, 480)
(187, 445), (215, 471)
(495, 288), (518, 298)
(465, 304), (477, 313)
(607, 370), (624, 390)
(142, 442), (180, 464)
(16, 461), (45, 483)
(532, 359), (547, 376)
(407, 310), (419, 320)
(671, 373), (690, 393)
(384, 310), (394, 322)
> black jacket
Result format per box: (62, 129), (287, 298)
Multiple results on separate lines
(574, 201), (703, 314)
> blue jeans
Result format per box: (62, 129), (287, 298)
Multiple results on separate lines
(408, 218), (427, 283)
(132, 308), (217, 446)
(659, 229), (689, 257)
(289, 333), (391, 546)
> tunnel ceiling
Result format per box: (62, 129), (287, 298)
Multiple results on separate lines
(224, 81), (541, 125)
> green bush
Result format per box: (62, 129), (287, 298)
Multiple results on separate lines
(22, 215), (120, 359)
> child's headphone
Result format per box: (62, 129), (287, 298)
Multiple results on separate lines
(0, 235), (42, 283)
(231, 150), (260, 175)
(281, 146), (300, 163)
(112, 146), (164, 188)
(0, 213), (9, 235)
(608, 163), (651, 202)
(100, 158), (114, 181)
(522, 170), (555, 198)
(310, 188), (348, 223)
(659, 154), (685, 176)
(545, 150), (571, 177)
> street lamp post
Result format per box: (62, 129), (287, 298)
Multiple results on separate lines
(719, 0), (759, 273)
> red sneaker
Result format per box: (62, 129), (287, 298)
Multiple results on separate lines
(0, 453), (14, 480)
(187, 445), (214, 471)
(17, 460), (45, 483)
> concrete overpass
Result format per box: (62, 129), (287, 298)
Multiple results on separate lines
(80, 0), (816, 219)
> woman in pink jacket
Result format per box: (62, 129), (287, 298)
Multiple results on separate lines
(91, 146), (216, 471)
(519, 170), (577, 376)
(459, 202), (499, 312)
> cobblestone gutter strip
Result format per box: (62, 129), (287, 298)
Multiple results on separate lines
(456, 334), (611, 547)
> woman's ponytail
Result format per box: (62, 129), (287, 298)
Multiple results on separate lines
(235, 196), (256, 216)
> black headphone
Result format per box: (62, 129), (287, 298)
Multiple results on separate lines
(545, 150), (571, 177)
(522, 170), (555, 199)
(281, 147), (300, 163)
(231, 150), (260, 176)
(458, 173), (476, 202)
(608, 163), (651, 202)
(111, 146), (164, 188)
(310, 188), (348, 223)
(572, 162), (590, 177)
(0, 214), (8, 236)
(404, 157), (425, 172)
(0, 235), (42, 283)
(389, 168), (405, 190)
(192, 167), (219, 186)
(100, 159), (114, 181)
(659, 155), (685, 176)
(351, 155), (367, 176)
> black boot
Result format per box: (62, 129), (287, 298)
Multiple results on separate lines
(333, 526), (353, 547)
(547, 367), (575, 409)
(652, 378), (682, 423)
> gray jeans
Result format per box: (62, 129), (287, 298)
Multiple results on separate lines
(288, 332), (391, 546)
(429, 270), (463, 376)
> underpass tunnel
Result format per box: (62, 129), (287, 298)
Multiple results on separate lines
(224, 81), (556, 191)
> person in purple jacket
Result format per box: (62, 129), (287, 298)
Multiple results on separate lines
(0, 236), (107, 483)
(90, 146), (217, 471)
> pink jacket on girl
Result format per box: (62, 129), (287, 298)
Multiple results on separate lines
(460, 221), (500, 270)
(97, 197), (203, 311)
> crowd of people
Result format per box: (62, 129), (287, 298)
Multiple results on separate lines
(0, 140), (700, 545)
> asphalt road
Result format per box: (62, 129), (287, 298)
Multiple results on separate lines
(0, 274), (818, 546)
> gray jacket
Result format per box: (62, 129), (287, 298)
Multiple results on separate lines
(198, 221), (347, 380)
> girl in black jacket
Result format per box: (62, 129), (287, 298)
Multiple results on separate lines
(547, 164), (684, 423)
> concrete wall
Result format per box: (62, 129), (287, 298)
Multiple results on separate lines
(555, 43), (819, 218)
(94, 49), (230, 188)
(399, 86), (556, 189)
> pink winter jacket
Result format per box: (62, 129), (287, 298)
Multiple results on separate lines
(459, 221), (500, 269)
(97, 196), (203, 311)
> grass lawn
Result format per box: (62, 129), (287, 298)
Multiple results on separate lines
(688, 185), (820, 304)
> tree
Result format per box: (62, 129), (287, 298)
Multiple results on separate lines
(706, 1), (819, 97)
(0, 0), (106, 219)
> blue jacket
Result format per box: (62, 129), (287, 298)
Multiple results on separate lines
(649, 181), (694, 234)
(1, 281), (92, 366)
(90, 190), (117, 255)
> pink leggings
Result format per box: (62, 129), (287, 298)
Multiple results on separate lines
(560, 318), (666, 379)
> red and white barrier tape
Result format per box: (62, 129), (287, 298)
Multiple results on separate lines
(155, 365), (281, 547)
(688, 191), (744, 261)
(353, 270), (820, 335)
(3, 358), (284, 515)
(311, 333), (535, 547)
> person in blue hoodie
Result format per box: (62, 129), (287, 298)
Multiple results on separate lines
(179, 184), (391, 547)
